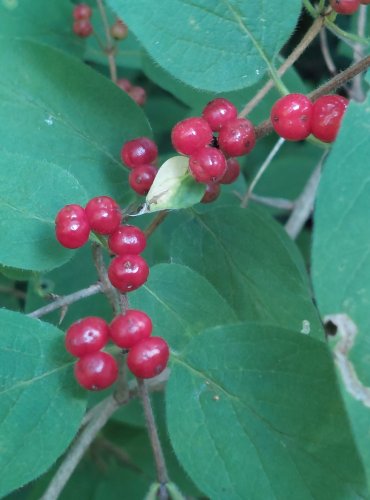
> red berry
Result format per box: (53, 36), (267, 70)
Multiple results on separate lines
(73, 3), (92, 20)
(73, 19), (93, 37)
(108, 225), (146, 255)
(74, 352), (118, 391)
(108, 254), (149, 292)
(311, 95), (348, 143)
(55, 204), (90, 249)
(202, 98), (238, 131)
(129, 165), (157, 196)
(65, 317), (109, 358)
(330, 0), (360, 14)
(117, 78), (132, 92)
(121, 137), (158, 168)
(171, 117), (213, 156)
(110, 310), (152, 349)
(218, 118), (256, 157)
(129, 86), (147, 106)
(85, 196), (121, 235)
(201, 183), (221, 204)
(110, 20), (128, 40)
(127, 337), (169, 379)
(219, 158), (240, 184)
(189, 146), (227, 183)
(270, 94), (313, 141)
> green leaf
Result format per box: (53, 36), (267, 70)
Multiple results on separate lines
(107, 0), (302, 92)
(0, 152), (88, 272)
(0, 40), (151, 204)
(170, 206), (324, 339)
(312, 96), (370, 480)
(145, 156), (205, 212)
(0, 0), (84, 57)
(167, 323), (367, 499)
(0, 309), (86, 497)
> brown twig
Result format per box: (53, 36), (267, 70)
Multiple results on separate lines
(92, 243), (121, 315)
(144, 211), (169, 238)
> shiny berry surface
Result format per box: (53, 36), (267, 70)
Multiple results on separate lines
(74, 352), (118, 391)
(85, 196), (121, 235)
(110, 310), (153, 349)
(121, 137), (158, 168)
(73, 4), (92, 20)
(108, 254), (149, 292)
(129, 86), (147, 106)
(171, 117), (213, 156)
(330, 0), (360, 14)
(108, 225), (147, 255)
(202, 98), (238, 131)
(55, 204), (90, 249)
(73, 19), (93, 37)
(117, 78), (132, 92)
(311, 95), (348, 143)
(201, 183), (221, 204)
(127, 337), (169, 379)
(270, 94), (313, 141)
(189, 146), (227, 183)
(129, 165), (157, 196)
(220, 158), (240, 184)
(218, 118), (256, 157)
(65, 317), (109, 357)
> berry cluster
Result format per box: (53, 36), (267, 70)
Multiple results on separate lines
(120, 137), (158, 195)
(66, 313), (169, 390)
(330, 0), (369, 15)
(117, 79), (147, 106)
(270, 93), (348, 143)
(72, 3), (93, 38)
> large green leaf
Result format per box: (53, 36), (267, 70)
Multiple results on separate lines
(312, 97), (370, 480)
(0, 40), (151, 204)
(0, 309), (86, 497)
(170, 207), (324, 339)
(167, 323), (367, 499)
(0, 0), (83, 56)
(107, 0), (302, 92)
(0, 152), (88, 272)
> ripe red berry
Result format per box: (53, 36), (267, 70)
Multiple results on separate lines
(201, 183), (221, 204)
(218, 118), (256, 157)
(171, 117), (213, 156)
(108, 254), (149, 292)
(270, 94), (313, 141)
(73, 19), (93, 37)
(110, 310), (152, 349)
(117, 78), (132, 92)
(73, 3), (92, 20)
(55, 204), (90, 249)
(65, 317), (109, 358)
(85, 196), (121, 235)
(108, 225), (146, 255)
(129, 165), (157, 196)
(202, 98), (238, 131)
(110, 20), (128, 40)
(189, 146), (227, 183)
(219, 158), (240, 184)
(121, 137), (158, 168)
(127, 337), (169, 379)
(128, 86), (147, 106)
(330, 0), (360, 14)
(311, 95), (348, 143)
(74, 352), (118, 391)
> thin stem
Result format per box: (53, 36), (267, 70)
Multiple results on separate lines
(233, 191), (294, 211)
(239, 17), (324, 117)
(320, 28), (337, 75)
(144, 211), (169, 238)
(40, 397), (119, 500)
(240, 137), (285, 208)
(326, 19), (369, 46)
(0, 285), (27, 300)
(27, 283), (102, 319)
(302, 0), (318, 17)
(350, 5), (367, 102)
(96, 0), (117, 83)
(285, 151), (328, 239)
(92, 243), (120, 315)
(137, 378), (169, 492)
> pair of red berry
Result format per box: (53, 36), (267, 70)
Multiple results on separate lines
(73, 3), (93, 38)
(121, 137), (158, 195)
(117, 79), (147, 106)
(330, 0), (369, 15)
(270, 93), (348, 143)
(66, 313), (169, 390)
